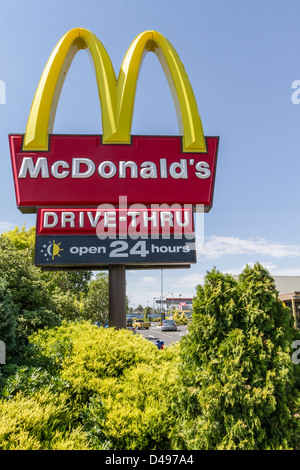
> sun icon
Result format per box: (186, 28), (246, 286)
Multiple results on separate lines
(45, 240), (63, 260)
(51, 240), (63, 260)
(40, 240), (63, 261)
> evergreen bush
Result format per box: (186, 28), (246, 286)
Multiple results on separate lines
(0, 322), (180, 450)
(177, 264), (300, 450)
(0, 237), (60, 359)
(0, 279), (17, 356)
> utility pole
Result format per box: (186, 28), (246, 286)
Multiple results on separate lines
(153, 297), (158, 317)
(167, 291), (174, 314)
(161, 269), (164, 321)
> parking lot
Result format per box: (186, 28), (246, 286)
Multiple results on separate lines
(134, 323), (189, 347)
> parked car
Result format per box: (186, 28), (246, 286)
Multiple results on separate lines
(94, 321), (109, 328)
(161, 319), (177, 331)
(127, 326), (136, 333)
(132, 319), (151, 329)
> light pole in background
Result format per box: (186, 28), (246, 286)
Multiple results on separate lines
(167, 291), (174, 315)
(153, 297), (158, 317)
(160, 269), (164, 321)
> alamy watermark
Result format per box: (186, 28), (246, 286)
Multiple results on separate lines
(292, 340), (300, 364)
(0, 80), (6, 105)
(41, 197), (205, 245)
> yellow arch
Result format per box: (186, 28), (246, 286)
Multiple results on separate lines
(23, 28), (207, 153)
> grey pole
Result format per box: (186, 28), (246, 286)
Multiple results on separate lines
(161, 269), (164, 321)
(108, 265), (126, 329)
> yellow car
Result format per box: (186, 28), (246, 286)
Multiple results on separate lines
(132, 320), (151, 329)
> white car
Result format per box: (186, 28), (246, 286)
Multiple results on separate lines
(161, 319), (177, 331)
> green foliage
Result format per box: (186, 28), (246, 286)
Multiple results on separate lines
(135, 304), (144, 314)
(3, 224), (92, 295)
(0, 279), (17, 355)
(144, 306), (151, 320)
(1, 366), (70, 399)
(0, 321), (180, 450)
(178, 264), (300, 450)
(82, 273), (109, 324)
(0, 226), (95, 343)
(173, 311), (188, 325)
(3, 224), (92, 305)
(2, 224), (35, 254)
(41, 270), (92, 296)
(51, 288), (84, 322)
(0, 388), (90, 450)
(98, 359), (179, 450)
(0, 235), (60, 358)
(30, 321), (166, 387)
(1, 224), (299, 450)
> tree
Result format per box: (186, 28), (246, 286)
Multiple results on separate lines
(177, 264), (300, 450)
(173, 311), (188, 325)
(41, 271), (93, 296)
(2, 224), (35, 254)
(83, 273), (109, 324)
(0, 236), (60, 358)
(135, 305), (144, 315)
(51, 288), (84, 322)
(144, 306), (151, 320)
(3, 225), (92, 297)
(0, 279), (17, 356)
(2, 226), (92, 324)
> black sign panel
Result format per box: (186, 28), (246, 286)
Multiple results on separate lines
(35, 235), (196, 269)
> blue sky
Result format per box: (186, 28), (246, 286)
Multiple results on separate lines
(1, 0), (300, 308)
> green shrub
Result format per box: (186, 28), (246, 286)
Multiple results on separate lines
(82, 273), (109, 324)
(0, 321), (180, 450)
(1, 366), (69, 399)
(178, 264), (300, 450)
(0, 236), (60, 359)
(0, 388), (89, 450)
(173, 312), (188, 325)
(96, 351), (180, 450)
(0, 279), (17, 356)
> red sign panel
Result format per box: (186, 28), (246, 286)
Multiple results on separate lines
(36, 207), (194, 236)
(9, 135), (219, 213)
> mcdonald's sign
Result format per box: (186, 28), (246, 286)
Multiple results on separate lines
(9, 28), (219, 213)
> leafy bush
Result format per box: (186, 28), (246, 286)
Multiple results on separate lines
(0, 279), (17, 356)
(0, 322), (180, 450)
(51, 288), (84, 322)
(0, 388), (90, 450)
(1, 248), (299, 450)
(173, 311), (188, 325)
(0, 236), (60, 359)
(82, 273), (109, 324)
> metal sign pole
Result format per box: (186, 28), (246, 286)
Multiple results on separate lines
(108, 264), (126, 329)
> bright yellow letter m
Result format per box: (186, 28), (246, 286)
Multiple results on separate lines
(23, 28), (207, 153)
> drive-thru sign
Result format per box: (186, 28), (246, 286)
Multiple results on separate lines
(9, 28), (219, 327)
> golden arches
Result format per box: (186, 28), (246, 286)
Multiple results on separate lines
(23, 28), (206, 153)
